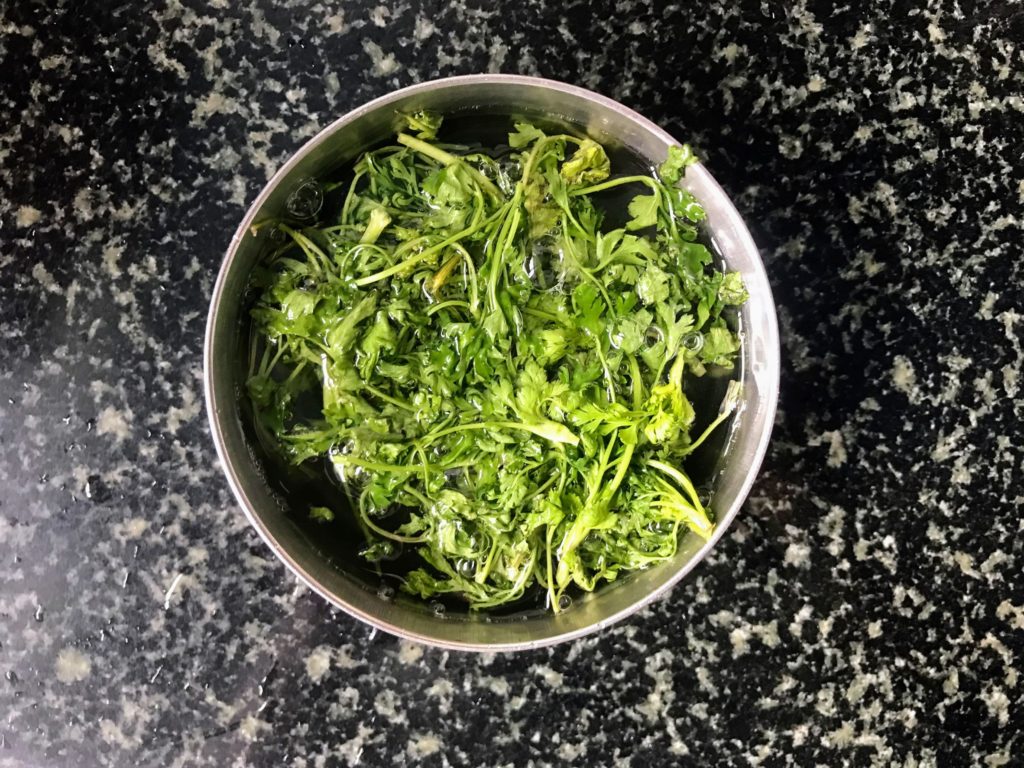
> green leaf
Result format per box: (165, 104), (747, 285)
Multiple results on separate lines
(309, 506), (335, 522)
(613, 308), (653, 354)
(719, 272), (748, 306)
(560, 139), (610, 185)
(281, 289), (317, 320)
(643, 355), (695, 445)
(400, 110), (443, 140)
(572, 282), (604, 336)
(636, 264), (670, 305)
(508, 122), (546, 148)
(700, 325), (740, 368)
(658, 144), (698, 186)
(325, 293), (378, 354)
(626, 192), (659, 231)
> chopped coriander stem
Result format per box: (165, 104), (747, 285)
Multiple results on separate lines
(397, 133), (502, 200)
(680, 380), (743, 456)
(419, 419), (579, 447)
(605, 441), (635, 499)
(425, 299), (473, 316)
(595, 343), (616, 404)
(426, 250), (464, 294)
(487, 205), (522, 312)
(340, 168), (365, 225)
(282, 361), (307, 387)
(647, 459), (704, 515)
(475, 537), (500, 583)
(569, 175), (659, 197)
(451, 243), (479, 314)
(413, 444), (431, 488)
(278, 224), (331, 275)
(362, 383), (414, 411)
(249, 218), (278, 235)
(546, 525), (558, 613)
(360, 207), (391, 244)
(397, 132), (458, 165)
(360, 509), (430, 544)
(521, 471), (559, 505)
(354, 204), (503, 287)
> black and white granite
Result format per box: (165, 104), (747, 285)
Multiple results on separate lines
(2, 1), (1022, 765)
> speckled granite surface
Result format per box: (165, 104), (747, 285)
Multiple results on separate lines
(2, 1), (1023, 766)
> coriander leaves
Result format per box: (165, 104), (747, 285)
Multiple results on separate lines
(247, 113), (746, 613)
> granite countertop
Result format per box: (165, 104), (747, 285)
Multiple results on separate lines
(2, 1), (1022, 766)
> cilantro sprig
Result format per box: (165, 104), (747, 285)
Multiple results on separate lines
(247, 113), (746, 613)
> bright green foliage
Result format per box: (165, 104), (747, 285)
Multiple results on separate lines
(247, 113), (745, 612)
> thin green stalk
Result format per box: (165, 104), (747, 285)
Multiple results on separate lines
(570, 175), (659, 197)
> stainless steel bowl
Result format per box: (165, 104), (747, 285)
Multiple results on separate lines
(204, 74), (779, 651)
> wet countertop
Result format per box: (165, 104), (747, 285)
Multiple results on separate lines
(2, 1), (1022, 766)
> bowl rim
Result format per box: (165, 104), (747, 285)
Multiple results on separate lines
(204, 73), (780, 651)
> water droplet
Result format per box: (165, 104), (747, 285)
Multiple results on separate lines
(285, 178), (323, 220)
(698, 488), (713, 507)
(84, 475), (109, 502)
(85, 418), (95, 432)
(682, 331), (704, 352)
(558, 594), (573, 611)
(430, 601), (446, 617)
(38, 473), (48, 484)
(377, 585), (395, 601)
(33, 606), (44, 622)
(62, 414), (72, 424)
(455, 558), (475, 578)
(5, 670), (17, 683)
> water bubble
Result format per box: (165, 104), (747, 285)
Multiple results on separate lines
(455, 558), (475, 578)
(285, 178), (324, 220)
(377, 585), (395, 601)
(85, 418), (95, 432)
(32, 606), (44, 623)
(682, 331), (704, 353)
(430, 601), (446, 617)
(698, 488), (713, 507)
(5, 670), (17, 683)
(645, 326), (663, 346)
(557, 594), (573, 611)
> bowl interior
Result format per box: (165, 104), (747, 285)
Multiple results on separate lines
(205, 76), (779, 650)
